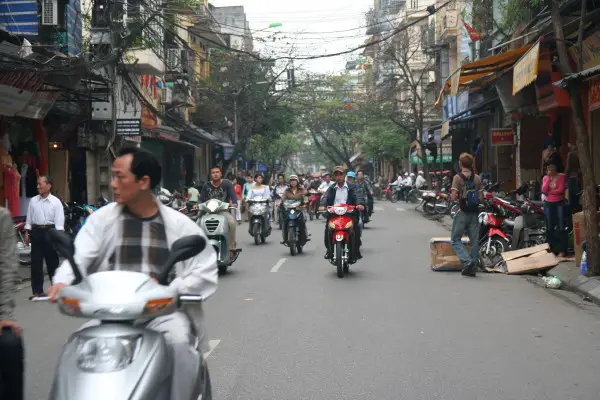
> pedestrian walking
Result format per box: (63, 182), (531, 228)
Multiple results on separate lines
(0, 205), (24, 400)
(24, 175), (64, 299)
(233, 178), (243, 224)
(450, 153), (483, 277)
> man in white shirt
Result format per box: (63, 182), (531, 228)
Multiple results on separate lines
(415, 171), (427, 189)
(24, 176), (64, 300)
(47, 147), (217, 400)
(318, 172), (333, 193)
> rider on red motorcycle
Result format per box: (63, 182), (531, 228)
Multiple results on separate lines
(324, 166), (365, 261)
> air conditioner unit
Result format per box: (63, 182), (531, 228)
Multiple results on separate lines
(166, 48), (181, 72)
(41, 0), (58, 26)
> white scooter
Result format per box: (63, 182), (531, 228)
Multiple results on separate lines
(46, 230), (212, 400)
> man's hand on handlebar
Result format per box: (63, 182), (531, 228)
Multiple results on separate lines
(47, 283), (67, 303)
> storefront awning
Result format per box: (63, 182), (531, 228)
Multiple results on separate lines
(435, 45), (533, 107)
(553, 64), (600, 89)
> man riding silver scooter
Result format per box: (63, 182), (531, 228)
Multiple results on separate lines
(46, 147), (218, 400)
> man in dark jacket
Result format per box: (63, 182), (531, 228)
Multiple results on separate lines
(355, 169), (374, 219)
(324, 166), (364, 261)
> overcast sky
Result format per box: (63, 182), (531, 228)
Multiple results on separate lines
(212, 0), (371, 74)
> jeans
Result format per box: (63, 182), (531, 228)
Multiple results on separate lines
(0, 327), (24, 400)
(544, 200), (568, 254)
(451, 211), (480, 267)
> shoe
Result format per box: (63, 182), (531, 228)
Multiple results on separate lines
(461, 263), (476, 277)
(29, 293), (43, 301)
(356, 251), (363, 259)
(324, 251), (332, 259)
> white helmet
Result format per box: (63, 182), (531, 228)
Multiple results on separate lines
(418, 171), (424, 175)
(410, 173), (415, 177)
(404, 172), (409, 176)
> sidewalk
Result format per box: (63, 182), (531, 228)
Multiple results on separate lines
(431, 213), (600, 305)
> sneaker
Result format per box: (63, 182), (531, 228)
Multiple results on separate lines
(461, 263), (476, 277)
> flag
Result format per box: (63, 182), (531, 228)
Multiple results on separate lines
(462, 18), (482, 42)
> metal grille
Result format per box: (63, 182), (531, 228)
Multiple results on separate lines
(205, 220), (219, 233)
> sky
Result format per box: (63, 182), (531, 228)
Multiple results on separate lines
(211, 0), (372, 74)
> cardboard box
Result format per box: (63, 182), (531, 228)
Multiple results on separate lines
(501, 244), (559, 275)
(430, 237), (470, 271)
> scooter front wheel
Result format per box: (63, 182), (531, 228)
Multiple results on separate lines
(335, 242), (344, 278)
(252, 224), (261, 245)
(289, 229), (297, 256)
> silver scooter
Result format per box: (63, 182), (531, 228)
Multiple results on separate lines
(197, 199), (241, 274)
(46, 230), (212, 400)
(248, 196), (272, 245)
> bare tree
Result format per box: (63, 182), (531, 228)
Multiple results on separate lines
(376, 20), (438, 182)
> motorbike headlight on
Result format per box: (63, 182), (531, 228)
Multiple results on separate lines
(206, 200), (219, 213)
(76, 335), (142, 372)
(333, 206), (347, 215)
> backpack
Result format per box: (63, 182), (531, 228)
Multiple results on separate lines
(459, 173), (479, 212)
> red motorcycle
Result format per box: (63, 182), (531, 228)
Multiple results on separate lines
(478, 193), (511, 268)
(327, 204), (358, 278)
(307, 189), (322, 220)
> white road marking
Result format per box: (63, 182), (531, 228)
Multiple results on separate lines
(271, 258), (287, 272)
(374, 206), (384, 211)
(204, 339), (221, 358)
(396, 207), (405, 211)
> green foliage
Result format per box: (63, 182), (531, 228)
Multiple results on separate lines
(500, 0), (545, 31)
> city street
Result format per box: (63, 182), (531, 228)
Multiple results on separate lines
(15, 201), (600, 400)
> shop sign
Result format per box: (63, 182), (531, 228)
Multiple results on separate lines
(410, 153), (452, 165)
(568, 31), (600, 70)
(513, 41), (540, 95)
(140, 75), (160, 129)
(490, 128), (514, 146)
(0, 72), (43, 116)
(116, 119), (141, 136)
(589, 77), (600, 111)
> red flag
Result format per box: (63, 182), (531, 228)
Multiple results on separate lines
(462, 19), (482, 42)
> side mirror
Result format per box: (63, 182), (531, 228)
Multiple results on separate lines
(48, 230), (83, 285)
(157, 235), (206, 285)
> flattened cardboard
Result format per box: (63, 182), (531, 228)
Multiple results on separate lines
(506, 252), (559, 275)
(501, 243), (550, 262)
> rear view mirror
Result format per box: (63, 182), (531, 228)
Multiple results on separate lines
(157, 235), (206, 284)
(48, 230), (83, 284)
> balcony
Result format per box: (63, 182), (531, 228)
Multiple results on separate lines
(123, 48), (164, 75)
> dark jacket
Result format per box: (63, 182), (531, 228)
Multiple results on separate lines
(355, 180), (373, 202)
(325, 183), (363, 207)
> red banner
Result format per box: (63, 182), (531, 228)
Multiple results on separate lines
(490, 129), (514, 146)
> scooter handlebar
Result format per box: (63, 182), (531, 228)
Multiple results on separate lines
(178, 294), (204, 304)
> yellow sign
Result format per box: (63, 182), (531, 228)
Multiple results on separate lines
(513, 41), (540, 95)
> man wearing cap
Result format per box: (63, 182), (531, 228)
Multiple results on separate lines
(323, 166), (364, 261)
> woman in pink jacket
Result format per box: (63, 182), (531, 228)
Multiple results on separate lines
(542, 162), (567, 256)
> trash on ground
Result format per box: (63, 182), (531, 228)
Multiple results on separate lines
(542, 276), (562, 289)
(501, 243), (559, 275)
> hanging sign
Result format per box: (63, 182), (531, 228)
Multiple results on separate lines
(513, 41), (540, 95)
(490, 128), (514, 146)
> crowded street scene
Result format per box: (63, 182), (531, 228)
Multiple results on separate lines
(2, 0), (600, 399)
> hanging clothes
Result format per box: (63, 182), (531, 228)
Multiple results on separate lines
(20, 163), (31, 215)
(4, 165), (19, 217)
(25, 164), (37, 197)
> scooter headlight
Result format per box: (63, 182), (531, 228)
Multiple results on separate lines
(76, 335), (142, 372)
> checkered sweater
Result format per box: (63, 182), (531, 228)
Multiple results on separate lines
(0, 207), (17, 321)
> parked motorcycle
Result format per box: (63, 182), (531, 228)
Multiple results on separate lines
(13, 216), (30, 265)
(478, 207), (511, 268)
(326, 204), (358, 278)
(197, 199), (241, 274)
(416, 190), (437, 215)
(282, 199), (307, 256)
(45, 230), (212, 400)
(248, 196), (272, 245)
(307, 189), (322, 220)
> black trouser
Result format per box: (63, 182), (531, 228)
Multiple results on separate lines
(31, 226), (59, 295)
(0, 327), (24, 400)
(324, 213), (361, 259)
(283, 212), (307, 244)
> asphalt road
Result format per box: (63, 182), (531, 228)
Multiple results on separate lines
(15, 201), (600, 400)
